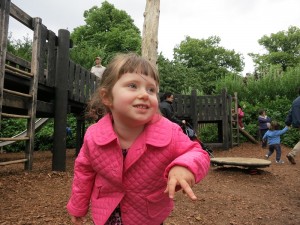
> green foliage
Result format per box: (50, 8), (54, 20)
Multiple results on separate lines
(173, 36), (244, 94)
(216, 65), (300, 104)
(250, 26), (300, 73)
(1, 115), (77, 153)
(157, 54), (203, 94)
(70, 1), (142, 69)
(7, 33), (32, 61)
(0, 118), (27, 152)
(198, 124), (219, 143)
(34, 119), (54, 151)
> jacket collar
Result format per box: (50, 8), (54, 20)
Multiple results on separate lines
(92, 114), (172, 147)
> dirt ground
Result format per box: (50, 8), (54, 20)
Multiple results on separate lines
(0, 142), (299, 225)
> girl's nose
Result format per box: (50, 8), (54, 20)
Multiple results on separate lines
(138, 88), (149, 99)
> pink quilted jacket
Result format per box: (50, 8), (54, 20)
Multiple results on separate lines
(67, 114), (210, 225)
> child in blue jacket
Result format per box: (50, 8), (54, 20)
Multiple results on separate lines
(263, 121), (289, 164)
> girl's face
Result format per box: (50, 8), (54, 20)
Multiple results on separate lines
(109, 72), (158, 127)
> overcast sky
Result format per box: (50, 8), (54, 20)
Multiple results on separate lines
(9, 0), (300, 75)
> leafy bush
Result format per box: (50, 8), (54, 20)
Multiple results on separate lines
(1, 115), (77, 153)
(214, 64), (300, 148)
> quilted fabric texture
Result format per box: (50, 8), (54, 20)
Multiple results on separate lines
(67, 114), (210, 225)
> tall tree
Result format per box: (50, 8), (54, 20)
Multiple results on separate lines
(249, 26), (300, 73)
(173, 36), (244, 94)
(158, 54), (203, 94)
(70, 1), (142, 69)
(142, 0), (160, 65)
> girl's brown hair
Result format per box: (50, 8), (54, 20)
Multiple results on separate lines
(85, 53), (159, 121)
(269, 121), (279, 131)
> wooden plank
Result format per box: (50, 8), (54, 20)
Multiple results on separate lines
(85, 70), (91, 100)
(0, 0), (11, 128)
(239, 127), (259, 144)
(5, 64), (33, 77)
(79, 66), (85, 103)
(211, 157), (271, 168)
(10, 3), (33, 29)
(0, 137), (29, 141)
(3, 88), (32, 98)
(46, 30), (57, 87)
(74, 64), (80, 101)
(1, 112), (30, 118)
(0, 159), (28, 166)
(37, 24), (48, 84)
(68, 61), (75, 100)
(5, 52), (31, 70)
(84, 69), (91, 101)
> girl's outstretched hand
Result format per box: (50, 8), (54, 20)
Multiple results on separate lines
(70, 215), (86, 225)
(165, 166), (197, 200)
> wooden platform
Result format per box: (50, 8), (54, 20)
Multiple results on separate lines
(211, 157), (271, 168)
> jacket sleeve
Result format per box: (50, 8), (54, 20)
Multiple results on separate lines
(164, 126), (210, 183)
(160, 102), (183, 125)
(278, 126), (289, 135)
(67, 133), (96, 217)
(285, 110), (292, 126)
(238, 108), (244, 118)
(170, 114), (183, 125)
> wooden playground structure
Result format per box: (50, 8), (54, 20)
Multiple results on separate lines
(0, 1), (257, 171)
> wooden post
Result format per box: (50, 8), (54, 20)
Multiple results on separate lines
(75, 115), (85, 157)
(222, 89), (229, 149)
(191, 90), (197, 130)
(228, 94), (233, 148)
(25, 17), (44, 170)
(0, 0), (11, 129)
(52, 29), (70, 171)
(142, 0), (160, 65)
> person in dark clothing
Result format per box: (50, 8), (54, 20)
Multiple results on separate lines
(258, 109), (271, 148)
(285, 87), (300, 164)
(159, 92), (186, 126)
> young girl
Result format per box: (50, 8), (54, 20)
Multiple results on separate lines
(67, 53), (210, 225)
(237, 104), (245, 129)
(263, 121), (289, 164)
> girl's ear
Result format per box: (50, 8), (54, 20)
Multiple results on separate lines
(100, 88), (112, 107)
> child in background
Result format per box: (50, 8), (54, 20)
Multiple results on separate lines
(258, 109), (272, 148)
(237, 104), (245, 129)
(263, 121), (289, 164)
(67, 53), (210, 225)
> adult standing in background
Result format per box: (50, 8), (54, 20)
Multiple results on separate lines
(91, 56), (106, 79)
(159, 92), (186, 126)
(286, 87), (300, 164)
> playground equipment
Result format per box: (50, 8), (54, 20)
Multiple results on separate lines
(239, 128), (259, 144)
(230, 92), (259, 145)
(0, 118), (49, 148)
(0, 1), (97, 171)
(211, 157), (271, 174)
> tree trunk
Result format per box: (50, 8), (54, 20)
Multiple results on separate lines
(142, 0), (160, 65)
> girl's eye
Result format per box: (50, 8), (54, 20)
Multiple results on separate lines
(147, 87), (157, 94)
(128, 83), (137, 89)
